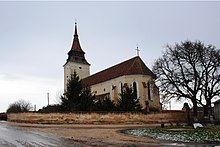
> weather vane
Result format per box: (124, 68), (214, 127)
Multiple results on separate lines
(136, 44), (140, 56)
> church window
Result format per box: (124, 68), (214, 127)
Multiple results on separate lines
(133, 82), (137, 96)
(118, 82), (123, 94)
(79, 67), (82, 69)
(148, 81), (154, 101)
(132, 81), (139, 98)
(104, 88), (105, 92)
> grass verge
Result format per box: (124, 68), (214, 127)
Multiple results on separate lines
(124, 125), (220, 143)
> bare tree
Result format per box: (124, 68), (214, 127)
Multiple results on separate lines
(153, 40), (220, 118)
(7, 99), (32, 113)
(198, 46), (220, 117)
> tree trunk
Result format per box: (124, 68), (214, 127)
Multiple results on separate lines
(203, 99), (212, 121)
(203, 104), (209, 117)
(208, 99), (212, 116)
(192, 98), (198, 122)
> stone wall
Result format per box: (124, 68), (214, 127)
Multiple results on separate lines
(7, 112), (188, 124)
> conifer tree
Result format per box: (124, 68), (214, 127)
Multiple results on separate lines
(79, 87), (95, 111)
(118, 86), (142, 112)
(94, 96), (116, 111)
(60, 72), (95, 112)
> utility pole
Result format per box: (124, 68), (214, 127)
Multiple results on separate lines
(47, 92), (49, 106)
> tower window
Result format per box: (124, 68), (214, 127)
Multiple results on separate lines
(79, 67), (82, 69)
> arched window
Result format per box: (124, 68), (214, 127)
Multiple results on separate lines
(133, 82), (137, 96)
(148, 81), (154, 101)
(132, 81), (139, 98)
(118, 82), (123, 94)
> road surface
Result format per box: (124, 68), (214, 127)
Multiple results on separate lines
(0, 121), (81, 147)
(1, 121), (220, 147)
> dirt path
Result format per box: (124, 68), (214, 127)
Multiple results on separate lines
(7, 122), (169, 146)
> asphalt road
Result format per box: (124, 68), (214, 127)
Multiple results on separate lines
(0, 121), (81, 147)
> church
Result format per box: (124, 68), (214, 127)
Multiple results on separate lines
(64, 23), (161, 111)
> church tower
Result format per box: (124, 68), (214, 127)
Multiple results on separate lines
(64, 22), (90, 91)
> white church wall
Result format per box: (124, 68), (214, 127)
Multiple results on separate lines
(89, 74), (160, 110)
(64, 61), (90, 91)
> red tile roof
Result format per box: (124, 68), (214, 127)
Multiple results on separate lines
(82, 56), (156, 86)
(70, 23), (84, 53)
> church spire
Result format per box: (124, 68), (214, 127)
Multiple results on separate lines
(71, 22), (83, 52)
(74, 22), (78, 36)
(66, 22), (90, 65)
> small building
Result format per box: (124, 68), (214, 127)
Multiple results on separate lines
(214, 99), (220, 122)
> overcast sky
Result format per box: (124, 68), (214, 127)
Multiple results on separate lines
(0, 1), (220, 112)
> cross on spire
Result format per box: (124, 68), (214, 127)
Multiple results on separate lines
(136, 44), (140, 56)
(74, 21), (78, 36)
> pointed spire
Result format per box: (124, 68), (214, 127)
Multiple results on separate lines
(74, 22), (78, 36)
(71, 22), (83, 52)
(66, 22), (90, 65)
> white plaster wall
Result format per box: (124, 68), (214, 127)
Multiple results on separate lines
(64, 61), (90, 91)
(89, 75), (160, 110)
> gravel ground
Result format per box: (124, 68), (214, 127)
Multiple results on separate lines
(8, 122), (217, 147)
(7, 122), (170, 146)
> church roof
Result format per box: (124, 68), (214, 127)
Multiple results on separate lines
(70, 22), (84, 53)
(65, 22), (90, 65)
(82, 56), (156, 86)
